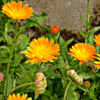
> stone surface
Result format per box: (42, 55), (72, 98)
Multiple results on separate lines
(24, 0), (100, 34)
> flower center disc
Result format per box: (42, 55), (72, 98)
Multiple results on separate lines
(39, 49), (47, 56)
(79, 53), (86, 59)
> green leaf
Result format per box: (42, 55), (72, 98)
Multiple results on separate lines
(60, 56), (66, 68)
(3, 22), (14, 45)
(21, 62), (36, 70)
(35, 93), (39, 99)
(68, 97), (78, 100)
(96, 46), (99, 52)
(89, 83), (98, 100)
(18, 34), (30, 49)
(79, 72), (92, 79)
(4, 74), (12, 96)
(4, 22), (14, 34)
(54, 94), (58, 100)
(77, 85), (86, 92)
(32, 13), (47, 24)
(61, 79), (68, 88)
(41, 95), (49, 100)
(59, 36), (65, 46)
(89, 15), (92, 18)
(3, 0), (7, 3)
(16, 66), (33, 84)
(6, 19), (16, 23)
(89, 34), (94, 45)
(20, 64), (33, 82)
(83, 14), (92, 18)
(46, 78), (53, 94)
(60, 46), (69, 60)
(7, 74), (12, 95)
(54, 78), (64, 96)
(43, 90), (51, 97)
(87, 20), (92, 28)
(0, 46), (10, 53)
(78, 31), (87, 38)
(85, 38), (88, 43)
(89, 26), (100, 36)
(45, 65), (61, 78)
(0, 94), (4, 100)
(96, 73), (100, 77)
(3, 33), (13, 45)
(0, 35), (4, 42)
(42, 33), (54, 40)
(18, 20), (50, 36)
(80, 16), (87, 26)
(61, 38), (74, 48)
(55, 31), (60, 40)
(11, 53), (22, 66)
(27, 19), (51, 31)
(39, 64), (49, 72)
(0, 48), (9, 64)
(18, 22), (35, 35)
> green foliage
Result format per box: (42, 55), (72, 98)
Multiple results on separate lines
(79, 5), (100, 44)
(78, 31), (87, 38)
(80, 16), (87, 26)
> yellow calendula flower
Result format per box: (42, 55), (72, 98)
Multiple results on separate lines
(68, 43), (97, 63)
(94, 34), (100, 46)
(7, 93), (32, 100)
(22, 37), (60, 64)
(94, 54), (100, 69)
(1, 1), (34, 21)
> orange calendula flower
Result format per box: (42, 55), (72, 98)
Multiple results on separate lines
(51, 25), (59, 34)
(94, 54), (100, 69)
(68, 43), (97, 63)
(1, 1), (34, 21)
(22, 37), (60, 64)
(94, 34), (100, 46)
(7, 93), (32, 100)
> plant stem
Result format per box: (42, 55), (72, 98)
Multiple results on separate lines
(87, 0), (90, 43)
(36, 62), (41, 72)
(8, 82), (35, 96)
(79, 63), (82, 72)
(5, 21), (18, 97)
(64, 80), (72, 100)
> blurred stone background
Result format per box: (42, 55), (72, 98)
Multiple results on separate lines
(23, 0), (100, 42)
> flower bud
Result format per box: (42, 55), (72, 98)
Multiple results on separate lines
(67, 70), (83, 85)
(73, 75), (80, 82)
(83, 81), (90, 88)
(51, 25), (59, 34)
(74, 92), (77, 97)
(0, 73), (3, 83)
(70, 71), (77, 78)
(64, 64), (69, 70)
(36, 72), (45, 80)
(17, 38), (21, 41)
(74, 75), (83, 85)
(67, 70), (77, 79)
(77, 77), (83, 85)
(35, 72), (47, 94)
